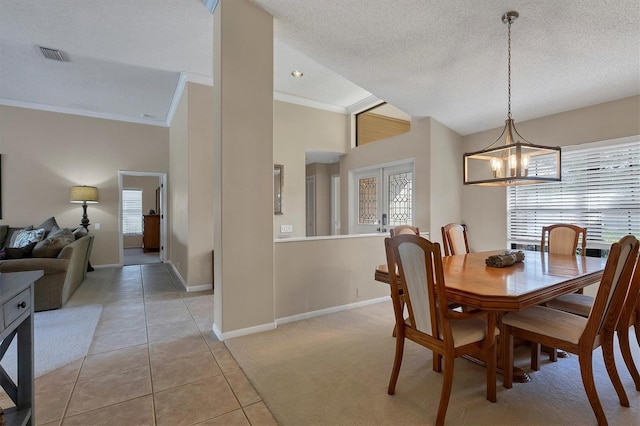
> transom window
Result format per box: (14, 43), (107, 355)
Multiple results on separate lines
(507, 138), (640, 250)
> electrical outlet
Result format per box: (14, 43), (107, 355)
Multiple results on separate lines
(280, 224), (293, 233)
(94, 223), (101, 230)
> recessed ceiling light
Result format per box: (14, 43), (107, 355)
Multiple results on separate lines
(291, 70), (304, 78)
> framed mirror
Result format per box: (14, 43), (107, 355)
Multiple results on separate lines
(274, 164), (283, 215)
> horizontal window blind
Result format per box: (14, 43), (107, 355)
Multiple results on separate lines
(508, 140), (640, 249)
(123, 189), (143, 235)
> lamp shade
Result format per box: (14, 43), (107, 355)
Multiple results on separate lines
(70, 186), (99, 204)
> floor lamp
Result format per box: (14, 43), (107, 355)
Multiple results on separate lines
(70, 185), (98, 271)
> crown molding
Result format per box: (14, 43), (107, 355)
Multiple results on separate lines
(345, 95), (383, 114)
(0, 97), (167, 127)
(274, 91), (348, 114)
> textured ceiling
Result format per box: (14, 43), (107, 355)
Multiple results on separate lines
(1, 0), (639, 135)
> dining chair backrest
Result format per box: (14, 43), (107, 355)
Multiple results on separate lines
(390, 225), (420, 237)
(541, 224), (587, 256)
(441, 223), (469, 256)
(619, 253), (640, 332)
(385, 234), (447, 339)
(583, 235), (638, 343)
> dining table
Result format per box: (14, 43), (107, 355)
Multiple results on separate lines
(375, 249), (607, 381)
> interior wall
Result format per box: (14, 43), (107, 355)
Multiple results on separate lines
(186, 83), (215, 287)
(273, 101), (350, 238)
(429, 118), (463, 248)
(0, 105), (169, 265)
(169, 81), (189, 278)
(461, 95), (640, 251)
(122, 174), (161, 248)
(305, 162), (333, 236)
(274, 235), (390, 319)
(339, 117), (433, 235)
(213, 0), (275, 336)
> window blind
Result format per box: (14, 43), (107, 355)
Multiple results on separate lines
(508, 140), (640, 249)
(123, 189), (143, 235)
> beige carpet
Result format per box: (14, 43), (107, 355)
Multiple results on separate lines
(225, 301), (640, 425)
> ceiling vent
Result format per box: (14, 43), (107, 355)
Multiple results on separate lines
(39, 46), (68, 62)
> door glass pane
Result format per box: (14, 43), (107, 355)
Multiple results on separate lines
(358, 177), (378, 224)
(388, 171), (413, 226)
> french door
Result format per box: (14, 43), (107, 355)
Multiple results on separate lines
(353, 162), (413, 234)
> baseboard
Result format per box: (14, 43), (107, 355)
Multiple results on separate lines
(167, 261), (213, 292)
(275, 296), (390, 326)
(213, 321), (277, 341)
(211, 296), (390, 340)
(92, 264), (119, 269)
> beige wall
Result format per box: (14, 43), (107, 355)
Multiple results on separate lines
(429, 118), (464, 248)
(274, 235), (389, 319)
(168, 82), (215, 287)
(461, 95), (640, 251)
(0, 105), (169, 265)
(274, 101), (349, 238)
(339, 117), (433, 235)
(305, 162), (334, 236)
(169, 83), (190, 277)
(186, 84), (215, 287)
(213, 0), (275, 336)
(122, 174), (161, 248)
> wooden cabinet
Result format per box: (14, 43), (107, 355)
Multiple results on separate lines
(143, 215), (160, 252)
(0, 271), (41, 426)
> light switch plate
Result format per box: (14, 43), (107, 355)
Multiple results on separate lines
(280, 224), (293, 233)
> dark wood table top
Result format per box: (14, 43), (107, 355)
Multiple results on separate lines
(375, 250), (607, 312)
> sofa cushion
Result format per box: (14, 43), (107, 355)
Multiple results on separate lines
(37, 217), (60, 237)
(1, 241), (38, 259)
(33, 228), (76, 258)
(10, 228), (45, 248)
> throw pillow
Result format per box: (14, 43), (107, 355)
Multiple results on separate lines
(5, 242), (38, 259)
(8, 225), (33, 247)
(72, 226), (88, 239)
(37, 217), (60, 237)
(10, 228), (45, 248)
(33, 229), (76, 258)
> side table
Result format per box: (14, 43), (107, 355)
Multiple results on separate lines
(0, 270), (42, 426)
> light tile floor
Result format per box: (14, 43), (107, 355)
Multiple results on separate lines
(7, 264), (277, 426)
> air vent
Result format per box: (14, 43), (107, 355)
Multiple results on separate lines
(39, 46), (68, 62)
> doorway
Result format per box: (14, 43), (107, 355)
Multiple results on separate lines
(118, 171), (167, 266)
(352, 161), (414, 234)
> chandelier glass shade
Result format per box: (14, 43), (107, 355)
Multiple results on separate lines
(463, 11), (561, 186)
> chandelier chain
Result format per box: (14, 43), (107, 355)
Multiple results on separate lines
(507, 18), (512, 119)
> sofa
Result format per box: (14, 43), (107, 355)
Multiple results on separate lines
(0, 218), (94, 311)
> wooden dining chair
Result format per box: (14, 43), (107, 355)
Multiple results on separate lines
(546, 254), (640, 392)
(384, 234), (499, 426)
(390, 225), (420, 237)
(502, 235), (639, 426)
(541, 223), (587, 256)
(537, 224), (588, 363)
(441, 223), (469, 256)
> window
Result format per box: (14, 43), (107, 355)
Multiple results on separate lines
(508, 139), (640, 250)
(123, 189), (143, 235)
(356, 102), (411, 146)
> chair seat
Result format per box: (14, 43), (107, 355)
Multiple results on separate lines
(502, 306), (587, 345)
(546, 293), (593, 317)
(407, 317), (499, 348)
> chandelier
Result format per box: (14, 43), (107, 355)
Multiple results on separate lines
(463, 11), (561, 186)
